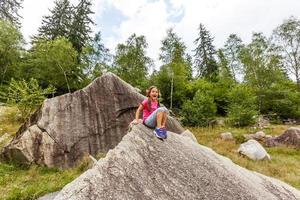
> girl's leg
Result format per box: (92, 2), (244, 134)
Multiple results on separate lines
(156, 112), (164, 128)
(162, 112), (167, 127)
(144, 107), (169, 129)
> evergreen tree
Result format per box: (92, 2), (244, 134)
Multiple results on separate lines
(217, 49), (232, 80)
(113, 34), (152, 89)
(36, 0), (94, 53)
(0, 0), (23, 25)
(69, 0), (95, 53)
(193, 23), (218, 79)
(36, 0), (72, 40)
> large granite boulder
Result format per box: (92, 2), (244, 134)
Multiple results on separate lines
(1, 73), (184, 168)
(265, 127), (300, 148)
(52, 124), (300, 200)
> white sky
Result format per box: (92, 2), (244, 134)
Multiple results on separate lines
(20, 0), (300, 68)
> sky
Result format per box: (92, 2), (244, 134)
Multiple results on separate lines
(20, 0), (300, 67)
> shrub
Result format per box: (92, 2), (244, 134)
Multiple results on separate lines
(227, 85), (258, 126)
(0, 78), (56, 121)
(181, 90), (217, 126)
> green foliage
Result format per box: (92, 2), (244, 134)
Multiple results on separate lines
(113, 34), (152, 90)
(22, 37), (80, 94)
(273, 16), (300, 90)
(227, 85), (258, 126)
(223, 34), (244, 81)
(181, 90), (217, 126)
(0, 19), (23, 84)
(155, 29), (192, 110)
(260, 80), (300, 119)
(0, 78), (55, 121)
(193, 23), (218, 79)
(81, 32), (111, 80)
(36, 0), (94, 53)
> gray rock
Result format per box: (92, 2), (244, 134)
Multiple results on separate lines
(238, 139), (271, 161)
(244, 131), (266, 141)
(265, 127), (300, 148)
(220, 132), (234, 140)
(53, 124), (299, 200)
(1, 73), (184, 168)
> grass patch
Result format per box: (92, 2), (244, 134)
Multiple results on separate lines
(0, 162), (88, 200)
(189, 124), (300, 189)
(0, 106), (22, 148)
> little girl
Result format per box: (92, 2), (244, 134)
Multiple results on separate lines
(134, 86), (169, 139)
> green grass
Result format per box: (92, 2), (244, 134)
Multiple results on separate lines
(189, 124), (300, 189)
(0, 106), (93, 200)
(0, 163), (88, 200)
(0, 106), (299, 199)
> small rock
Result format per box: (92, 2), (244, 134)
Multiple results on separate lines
(238, 139), (271, 161)
(220, 132), (234, 141)
(244, 131), (266, 141)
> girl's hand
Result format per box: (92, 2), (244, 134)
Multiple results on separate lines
(132, 119), (142, 125)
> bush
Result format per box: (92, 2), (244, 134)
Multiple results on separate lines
(227, 85), (258, 126)
(259, 81), (300, 119)
(181, 90), (217, 126)
(0, 78), (56, 121)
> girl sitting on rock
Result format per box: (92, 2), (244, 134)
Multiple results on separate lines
(134, 86), (169, 139)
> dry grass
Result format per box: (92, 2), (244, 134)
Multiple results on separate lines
(188, 124), (300, 189)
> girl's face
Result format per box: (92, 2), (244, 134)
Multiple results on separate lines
(149, 88), (159, 100)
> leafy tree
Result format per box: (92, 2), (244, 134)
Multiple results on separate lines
(0, 78), (55, 121)
(155, 28), (192, 109)
(273, 16), (300, 90)
(113, 34), (152, 89)
(22, 37), (80, 94)
(240, 33), (287, 112)
(0, 0), (23, 25)
(0, 19), (23, 84)
(36, 0), (72, 41)
(223, 34), (244, 81)
(81, 31), (111, 80)
(193, 23), (218, 79)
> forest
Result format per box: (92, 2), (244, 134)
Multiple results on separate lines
(1, 0), (300, 127)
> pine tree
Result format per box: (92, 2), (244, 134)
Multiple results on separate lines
(0, 0), (23, 25)
(193, 23), (218, 79)
(37, 0), (72, 40)
(36, 0), (94, 54)
(69, 0), (95, 53)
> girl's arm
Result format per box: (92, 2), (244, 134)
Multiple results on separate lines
(134, 104), (144, 123)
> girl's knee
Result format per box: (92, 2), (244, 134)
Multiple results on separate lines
(157, 107), (169, 114)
